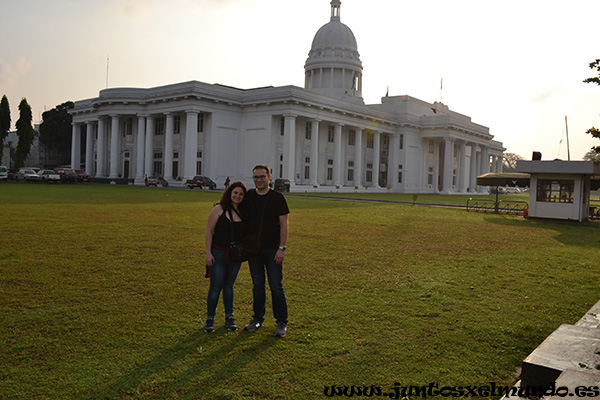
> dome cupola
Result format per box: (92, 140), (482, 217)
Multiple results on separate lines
(304, 0), (363, 103)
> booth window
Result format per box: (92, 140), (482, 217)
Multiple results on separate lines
(536, 179), (574, 203)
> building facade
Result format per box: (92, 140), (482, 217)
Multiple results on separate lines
(69, 0), (504, 193)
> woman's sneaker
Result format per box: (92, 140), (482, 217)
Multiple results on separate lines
(204, 318), (214, 333)
(225, 317), (238, 331)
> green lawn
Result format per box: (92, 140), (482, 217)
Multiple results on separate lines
(1, 184), (599, 399)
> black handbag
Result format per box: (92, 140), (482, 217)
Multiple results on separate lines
(228, 208), (247, 262)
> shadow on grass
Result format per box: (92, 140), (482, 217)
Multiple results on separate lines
(483, 214), (600, 248)
(78, 328), (276, 399)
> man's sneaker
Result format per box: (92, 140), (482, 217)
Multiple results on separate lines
(225, 317), (238, 331)
(274, 322), (287, 338)
(204, 318), (214, 333)
(244, 318), (263, 332)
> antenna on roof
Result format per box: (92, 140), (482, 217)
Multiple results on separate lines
(440, 77), (443, 103)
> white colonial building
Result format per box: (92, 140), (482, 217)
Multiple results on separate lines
(69, 0), (504, 193)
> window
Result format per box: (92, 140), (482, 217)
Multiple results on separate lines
(348, 129), (356, 146)
(399, 134), (404, 150)
(124, 152), (130, 158)
(366, 133), (374, 149)
(398, 164), (403, 183)
(197, 151), (203, 158)
(196, 161), (202, 175)
(347, 169), (354, 181)
(197, 114), (204, 133)
(124, 118), (133, 135)
(428, 167), (434, 185)
(366, 163), (373, 182)
(428, 139), (434, 153)
(155, 117), (165, 135)
(327, 158), (333, 180)
(328, 126), (335, 143)
(280, 117), (285, 136)
(174, 115), (181, 134)
(173, 152), (179, 159)
(537, 179), (574, 203)
(304, 166), (310, 179)
(305, 121), (312, 140)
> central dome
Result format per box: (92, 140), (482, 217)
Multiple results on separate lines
(304, 0), (363, 103)
(311, 19), (358, 52)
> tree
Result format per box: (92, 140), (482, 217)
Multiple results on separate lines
(583, 149), (600, 162)
(583, 59), (600, 152)
(502, 152), (525, 172)
(15, 98), (34, 169)
(0, 95), (10, 165)
(39, 101), (74, 166)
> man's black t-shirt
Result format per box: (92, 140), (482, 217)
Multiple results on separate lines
(244, 189), (290, 250)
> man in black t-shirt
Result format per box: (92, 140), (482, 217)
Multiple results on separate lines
(243, 164), (290, 337)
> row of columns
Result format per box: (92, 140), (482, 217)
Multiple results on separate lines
(71, 110), (201, 183)
(282, 116), (384, 188)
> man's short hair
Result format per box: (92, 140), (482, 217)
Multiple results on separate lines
(253, 164), (271, 175)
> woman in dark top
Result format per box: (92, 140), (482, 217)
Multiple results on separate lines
(204, 181), (247, 332)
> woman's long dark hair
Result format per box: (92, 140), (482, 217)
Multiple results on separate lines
(218, 181), (248, 216)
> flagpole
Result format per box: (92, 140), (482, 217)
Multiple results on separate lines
(565, 116), (570, 161)
(440, 77), (443, 103)
(106, 56), (110, 88)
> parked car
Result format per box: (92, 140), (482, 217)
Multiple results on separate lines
(504, 187), (521, 194)
(15, 168), (40, 182)
(54, 168), (77, 183)
(274, 178), (290, 192)
(185, 176), (217, 189)
(146, 176), (168, 187)
(0, 166), (7, 181)
(38, 169), (61, 183)
(74, 169), (91, 183)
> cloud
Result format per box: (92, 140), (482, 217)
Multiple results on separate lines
(0, 57), (32, 89)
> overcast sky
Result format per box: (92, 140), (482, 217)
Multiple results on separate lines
(1, 0), (599, 160)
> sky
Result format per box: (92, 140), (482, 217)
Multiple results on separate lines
(1, 0), (599, 161)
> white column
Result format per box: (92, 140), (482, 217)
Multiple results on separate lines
(85, 122), (95, 176)
(108, 115), (120, 178)
(164, 113), (174, 180)
(145, 116), (155, 178)
(480, 146), (490, 175)
(355, 128), (363, 187)
(389, 133), (399, 190)
(498, 155), (504, 173)
(135, 115), (146, 183)
(71, 123), (81, 170)
(459, 140), (467, 193)
(310, 119), (319, 186)
(97, 118), (106, 178)
(441, 137), (454, 194)
(469, 144), (478, 192)
(333, 123), (343, 187)
(372, 131), (381, 188)
(283, 114), (296, 184)
(184, 110), (198, 181)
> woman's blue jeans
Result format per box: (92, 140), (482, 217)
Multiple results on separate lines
(206, 249), (241, 318)
(248, 248), (288, 324)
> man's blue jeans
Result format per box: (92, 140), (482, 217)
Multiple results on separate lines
(248, 248), (288, 324)
(206, 249), (241, 318)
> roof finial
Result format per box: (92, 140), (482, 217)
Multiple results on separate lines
(331, 0), (341, 21)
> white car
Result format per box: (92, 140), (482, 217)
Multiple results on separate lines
(504, 187), (521, 194)
(38, 169), (61, 182)
(0, 166), (7, 181)
(15, 168), (40, 182)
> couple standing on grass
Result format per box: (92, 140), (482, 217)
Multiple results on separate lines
(204, 164), (290, 338)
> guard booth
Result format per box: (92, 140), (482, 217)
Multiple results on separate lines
(516, 160), (600, 222)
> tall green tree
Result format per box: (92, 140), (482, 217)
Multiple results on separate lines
(15, 98), (34, 169)
(0, 95), (11, 165)
(583, 59), (600, 152)
(39, 101), (74, 165)
(583, 149), (600, 162)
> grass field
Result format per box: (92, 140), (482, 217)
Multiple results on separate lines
(1, 184), (599, 399)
